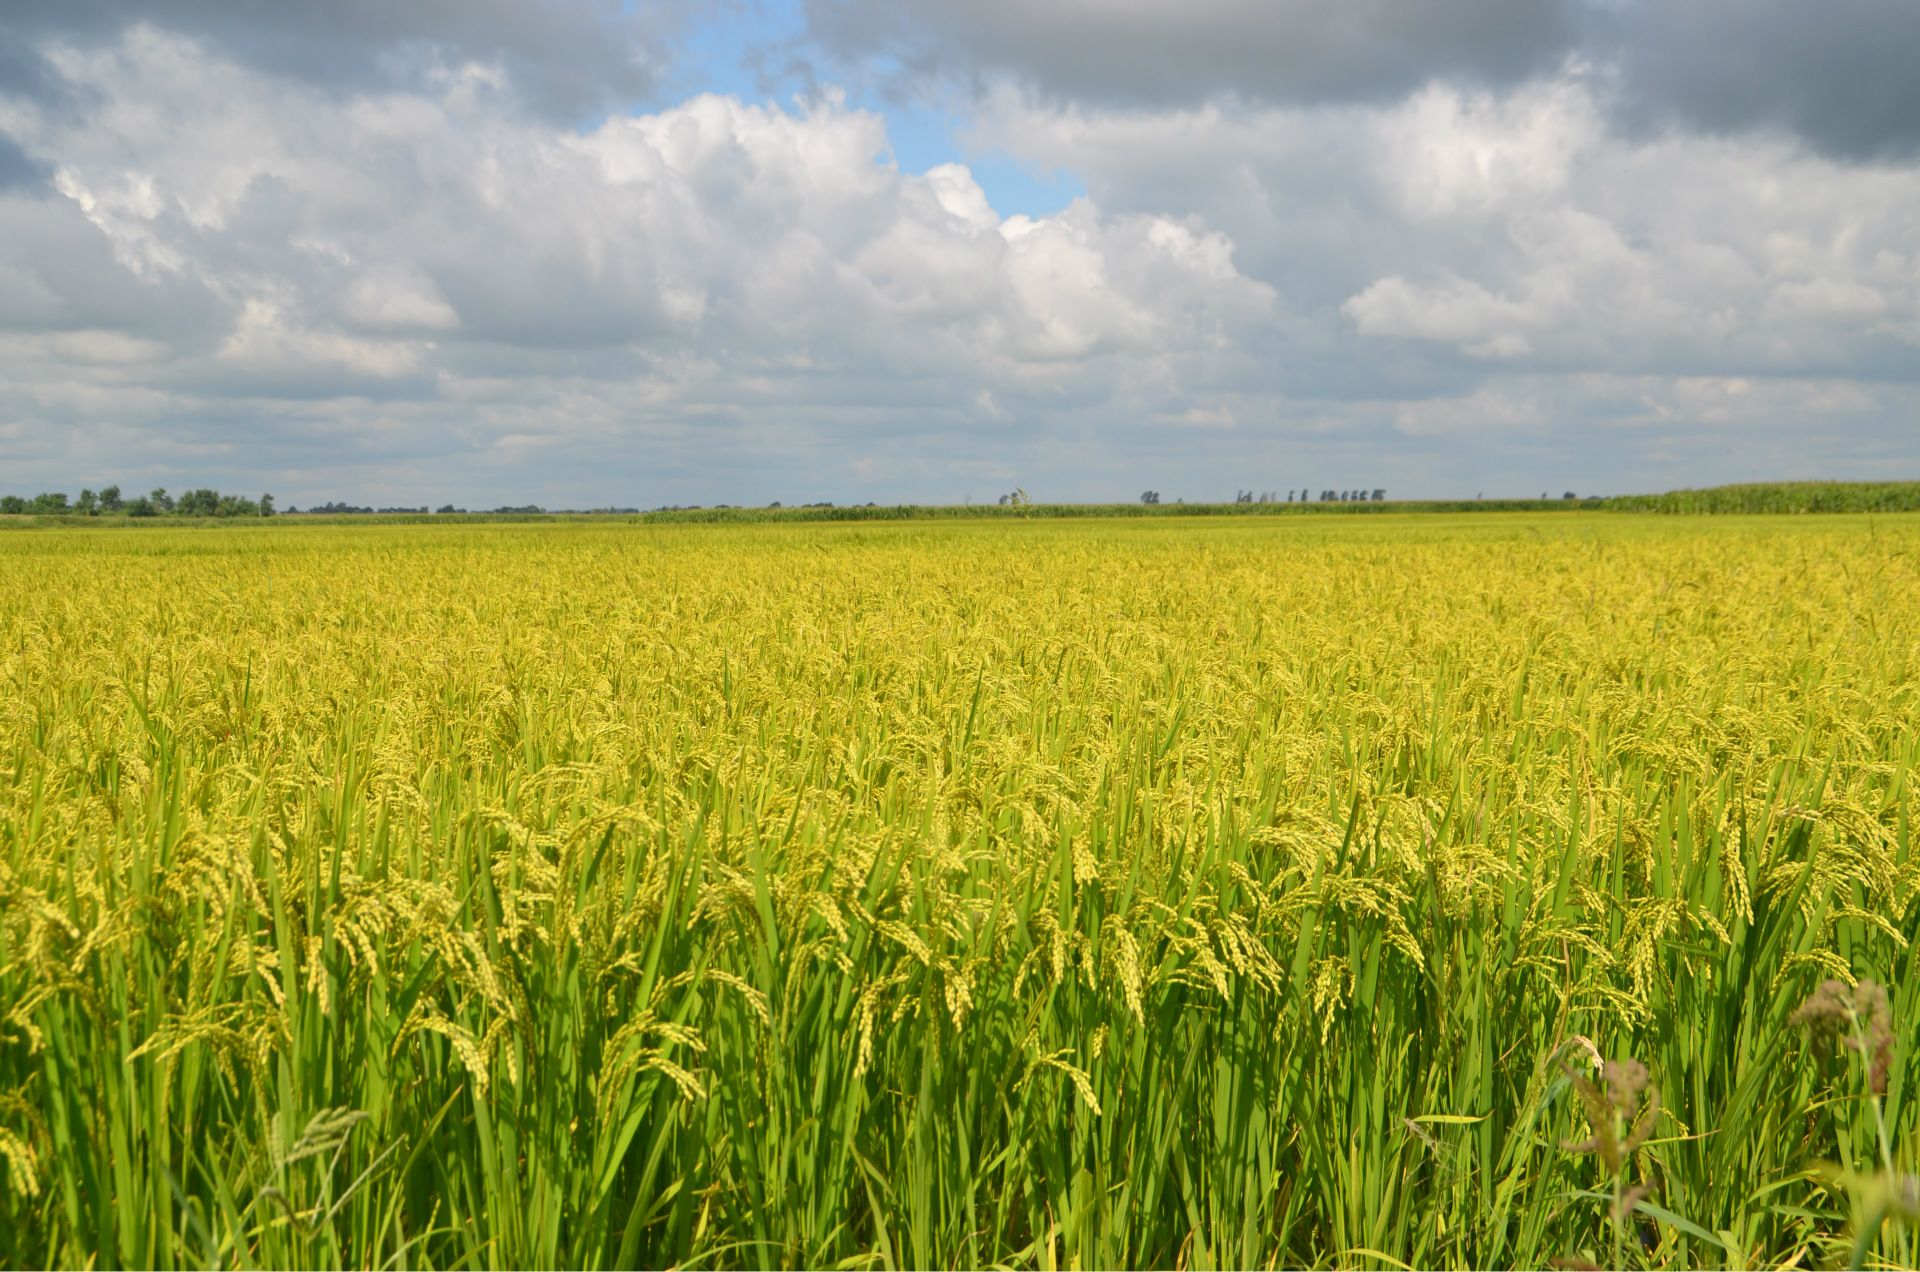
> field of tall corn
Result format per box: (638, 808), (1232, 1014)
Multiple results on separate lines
(1605, 484), (1920, 516)
(1, 513), (1916, 1270)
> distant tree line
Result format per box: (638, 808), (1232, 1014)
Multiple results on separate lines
(1164, 488), (1392, 505)
(1310, 489), (1386, 502)
(0, 491), (579, 518)
(0, 486), (274, 517)
(291, 503), (435, 514)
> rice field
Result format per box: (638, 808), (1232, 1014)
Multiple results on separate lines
(0, 512), (1915, 1270)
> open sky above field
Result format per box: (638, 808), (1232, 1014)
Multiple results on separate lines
(1, 0), (1918, 508)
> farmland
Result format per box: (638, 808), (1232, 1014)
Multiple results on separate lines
(0, 512), (1916, 1269)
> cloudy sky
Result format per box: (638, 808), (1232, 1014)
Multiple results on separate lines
(1, 0), (1916, 507)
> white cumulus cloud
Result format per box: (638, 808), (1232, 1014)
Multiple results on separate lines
(0, 28), (1275, 504)
(1, 19), (1917, 506)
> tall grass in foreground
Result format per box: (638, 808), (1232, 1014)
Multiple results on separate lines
(0, 513), (1916, 1269)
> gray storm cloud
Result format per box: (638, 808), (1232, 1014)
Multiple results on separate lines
(802, 0), (1573, 107)
(0, 0), (674, 120)
(9, 0), (1916, 157)
(805, 0), (1920, 160)
(1593, 0), (1920, 160)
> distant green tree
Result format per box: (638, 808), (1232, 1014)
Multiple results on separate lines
(177, 489), (221, 516)
(150, 488), (174, 512)
(99, 485), (122, 512)
(127, 497), (158, 517)
(76, 489), (99, 515)
(0, 496), (23, 514)
(259, 493), (275, 517)
(30, 492), (69, 513)
(216, 494), (259, 517)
